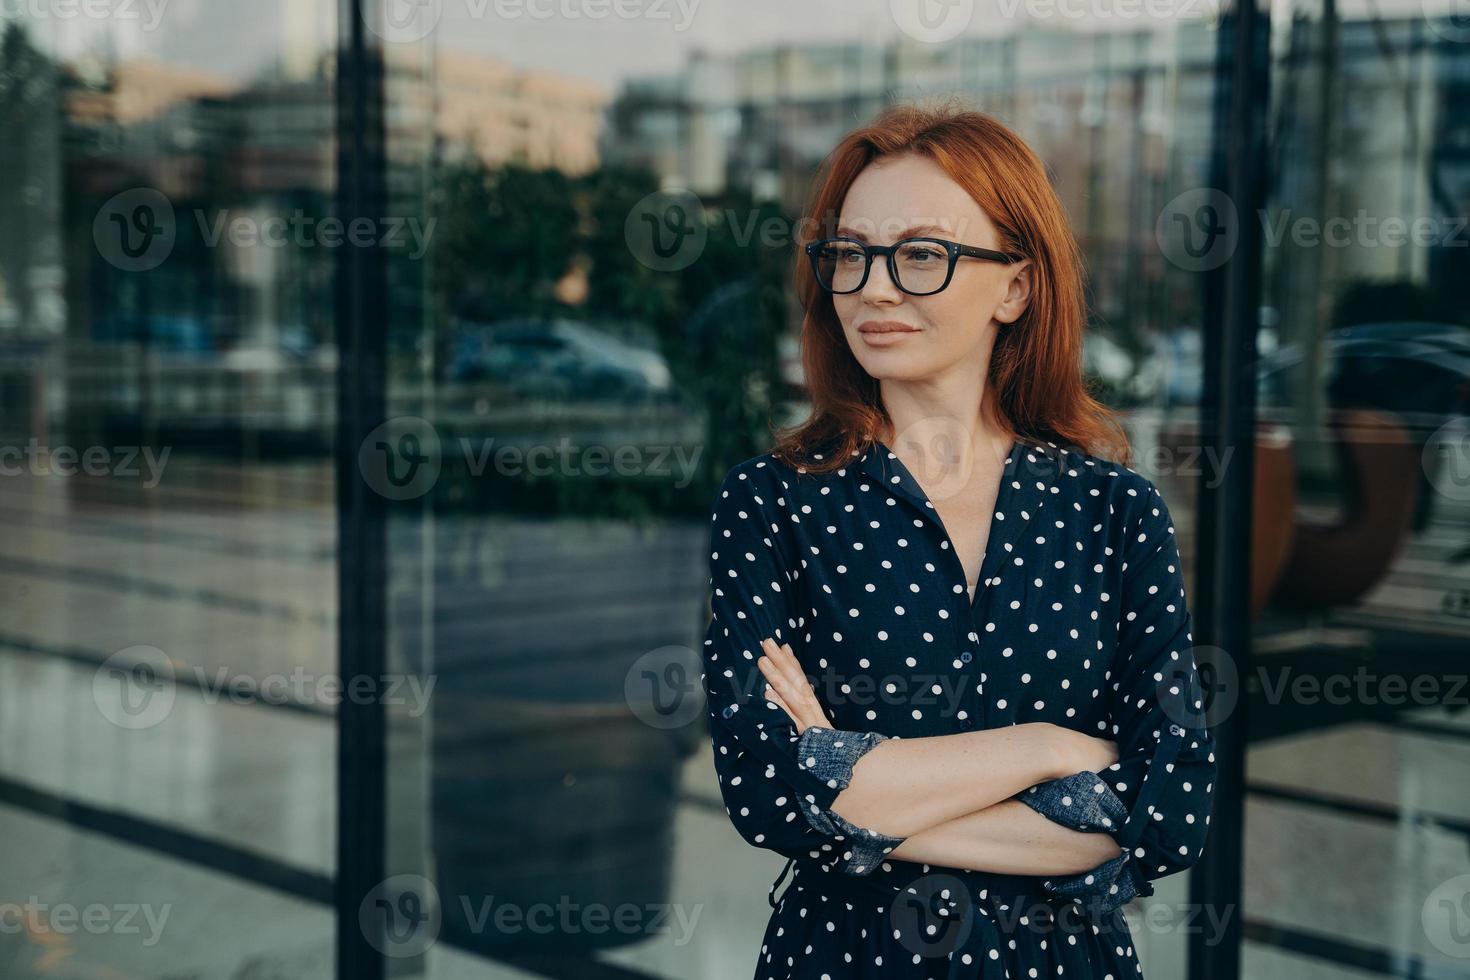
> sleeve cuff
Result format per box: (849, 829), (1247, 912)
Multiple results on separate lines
(1021, 770), (1150, 914)
(795, 726), (889, 791)
(794, 726), (903, 875)
(1018, 769), (1128, 833)
(1035, 848), (1150, 915)
(802, 802), (905, 876)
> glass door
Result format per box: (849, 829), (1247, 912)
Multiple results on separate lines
(361, 5), (1235, 977)
(1242, 1), (1470, 973)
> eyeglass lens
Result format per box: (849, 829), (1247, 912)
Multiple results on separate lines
(813, 239), (950, 294)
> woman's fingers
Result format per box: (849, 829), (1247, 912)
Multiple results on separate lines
(761, 637), (808, 690)
(763, 685), (816, 737)
(758, 637), (830, 732)
(767, 686), (821, 735)
(757, 655), (806, 715)
(756, 651), (789, 695)
(763, 685), (800, 730)
(756, 640), (794, 691)
(759, 641), (810, 703)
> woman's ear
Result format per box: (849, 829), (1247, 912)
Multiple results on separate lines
(995, 259), (1033, 326)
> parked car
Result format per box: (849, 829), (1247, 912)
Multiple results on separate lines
(1257, 320), (1470, 426)
(445, 317), (672, 401)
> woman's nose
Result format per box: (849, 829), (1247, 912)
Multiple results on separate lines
(860, 255), (904, 303)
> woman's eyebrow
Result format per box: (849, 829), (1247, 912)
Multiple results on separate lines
(834, 224), (950, 241)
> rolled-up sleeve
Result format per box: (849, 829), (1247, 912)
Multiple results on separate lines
(1021, 479), (1217, 911)
(702, 460), (904, 874)
(1019, 769), (1145, 912)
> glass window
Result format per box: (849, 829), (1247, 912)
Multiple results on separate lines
(0, 1), (339, 975)
(1244, 3), (1470, 975)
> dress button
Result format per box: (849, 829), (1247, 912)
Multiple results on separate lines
(722, 706), (735, 719)
(959, 651), (973, 664)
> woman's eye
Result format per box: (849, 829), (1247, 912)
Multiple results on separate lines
(897, 245), (943, 263)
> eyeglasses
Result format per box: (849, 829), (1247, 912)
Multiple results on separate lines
(804, 236), (1025, 296)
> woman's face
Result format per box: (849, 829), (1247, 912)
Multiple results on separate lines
(830, 152), (1032, 384)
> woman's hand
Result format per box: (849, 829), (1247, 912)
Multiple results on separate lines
(756, 637), (828, 734)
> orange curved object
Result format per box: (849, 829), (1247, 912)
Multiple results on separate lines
(1250, 425), (1297, 619)
(1271, 409), (1420, 610)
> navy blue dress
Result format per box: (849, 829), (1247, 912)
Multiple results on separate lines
(701, 435), (1217, 979)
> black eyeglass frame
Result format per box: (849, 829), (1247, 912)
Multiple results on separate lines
(803, 235), (1027, 296)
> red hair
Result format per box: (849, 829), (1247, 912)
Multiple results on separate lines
(772, 98), (1130, 473)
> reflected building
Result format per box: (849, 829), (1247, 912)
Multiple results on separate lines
(604, 25), (1223, 358)
(29, 40), (610, 452)
(435, 48), (606, 174)
(605, 19), (1469, 351)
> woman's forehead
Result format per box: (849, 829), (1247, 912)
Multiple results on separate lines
(839, 160), (993, 241)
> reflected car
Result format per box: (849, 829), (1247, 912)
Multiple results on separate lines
(76, 313), (335, 451)
(446, 317), (672, 400)
(1257, 320), (1470, 424)
(92, 311), (214, 355)
(1081, 329), (1167, 405)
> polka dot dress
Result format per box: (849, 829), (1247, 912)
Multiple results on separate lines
(702, 436), (1217, 979)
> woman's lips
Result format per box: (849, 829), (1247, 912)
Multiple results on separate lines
(857, 321), (920, 346)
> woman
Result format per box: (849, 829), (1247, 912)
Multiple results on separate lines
(701, 101), (1217, 978)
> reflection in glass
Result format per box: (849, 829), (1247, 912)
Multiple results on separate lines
(1, 5), (338, 977)
(1242, 6), (1470, 976)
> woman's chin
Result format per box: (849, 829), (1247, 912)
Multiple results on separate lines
(852, 354), (934, 382)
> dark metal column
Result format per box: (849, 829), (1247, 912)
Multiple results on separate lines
(335, 1), (389, 977)
(1192, 0), (1272, 977)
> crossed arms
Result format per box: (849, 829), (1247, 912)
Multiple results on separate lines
(757, 635), (1123, 878)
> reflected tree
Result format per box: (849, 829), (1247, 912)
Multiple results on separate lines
(0, 22), (59, 334)
(428, 155), (792, 513)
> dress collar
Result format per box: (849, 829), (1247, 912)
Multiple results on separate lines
(851, 435), (1065, 600)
